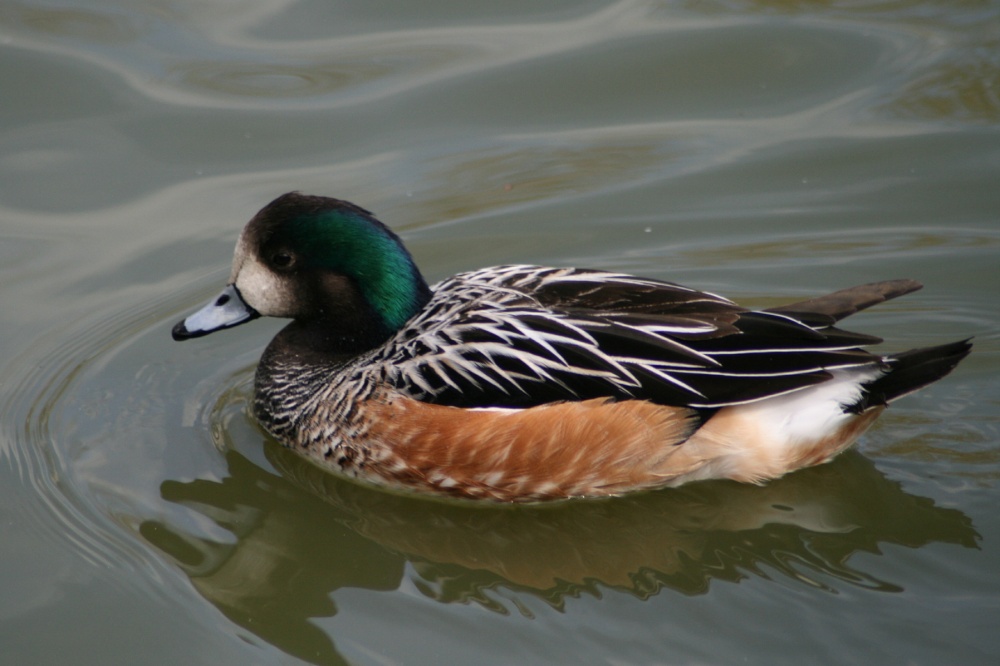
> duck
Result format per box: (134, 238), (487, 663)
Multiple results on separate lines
(173, 192), (971, 502)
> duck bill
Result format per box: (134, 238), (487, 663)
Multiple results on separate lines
(172, 284), (259, 341)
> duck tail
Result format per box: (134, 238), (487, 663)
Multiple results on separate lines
(851, 339), (972, 413)
(767, 279), (924, 328)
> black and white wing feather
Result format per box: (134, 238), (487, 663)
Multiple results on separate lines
(376, 266), (905, 409)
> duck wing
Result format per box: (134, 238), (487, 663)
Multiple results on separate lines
(381, 266), (900, 410)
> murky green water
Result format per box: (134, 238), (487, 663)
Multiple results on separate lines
(2, 1), (999, 664)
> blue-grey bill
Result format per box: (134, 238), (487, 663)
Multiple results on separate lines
(172, 284), (258, 340)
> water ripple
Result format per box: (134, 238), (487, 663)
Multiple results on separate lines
(0, 284), (245, 600)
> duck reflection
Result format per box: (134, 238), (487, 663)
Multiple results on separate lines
(142, 443), (977, 663)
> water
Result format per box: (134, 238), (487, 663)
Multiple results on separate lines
(1, 1), (998, 664)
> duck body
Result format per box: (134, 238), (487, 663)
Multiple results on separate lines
(174, 193), (970, 501)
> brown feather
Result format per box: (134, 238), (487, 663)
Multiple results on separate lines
(361, 397), (701, 501)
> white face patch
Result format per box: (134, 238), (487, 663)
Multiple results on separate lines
(230, 229), (299, 317)
(228, 231), (252, 284)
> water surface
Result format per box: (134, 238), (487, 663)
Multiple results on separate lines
(1, 1), (999, 664)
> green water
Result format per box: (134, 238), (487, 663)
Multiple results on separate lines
(1, 1), (998, 664)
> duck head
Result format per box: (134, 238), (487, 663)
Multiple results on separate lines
(172, 192), (432, 353)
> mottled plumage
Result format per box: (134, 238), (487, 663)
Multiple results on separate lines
(173, 193), (971, 501)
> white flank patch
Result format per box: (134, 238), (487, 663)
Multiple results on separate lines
(735, 367), (883, 444)
(669, 366), (887, 486)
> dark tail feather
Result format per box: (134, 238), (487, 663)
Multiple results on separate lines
(853, 339), (972, 413)
(768, 279), (923, 328)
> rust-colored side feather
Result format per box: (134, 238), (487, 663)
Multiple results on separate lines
(362, 397), (701, 501)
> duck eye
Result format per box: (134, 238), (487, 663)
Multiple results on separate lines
(271, 252), (294, 269)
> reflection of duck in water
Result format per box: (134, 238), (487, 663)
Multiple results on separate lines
(142, 445), (979, 654)
(173, 192), (970, 501)
(268, 444), (979, 595)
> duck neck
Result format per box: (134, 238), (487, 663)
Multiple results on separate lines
(253, 323), (360, 442)
(266, 319), (374, 361)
